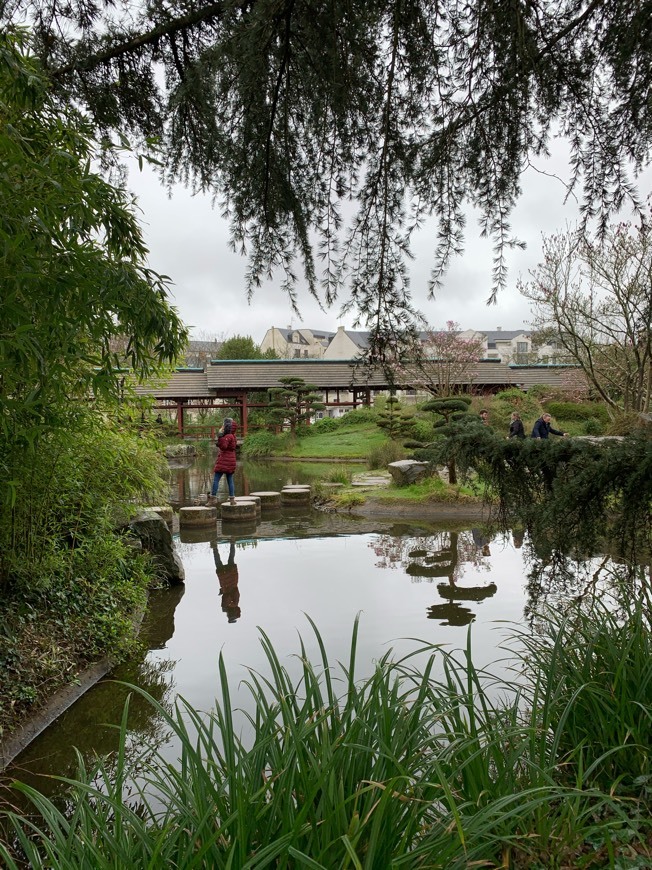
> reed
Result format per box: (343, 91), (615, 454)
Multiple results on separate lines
(1, 595), (650, 868)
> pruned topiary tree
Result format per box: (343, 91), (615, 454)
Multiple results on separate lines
(376, 395), (417, 441)
(404, 396), (474, 484)
(267, 377), (325, 433)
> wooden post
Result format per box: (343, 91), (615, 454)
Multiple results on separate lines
(177, 401), (184, 438)
(241, 393), (248, 436)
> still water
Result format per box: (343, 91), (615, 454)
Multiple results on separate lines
(7, 456), (613, 793)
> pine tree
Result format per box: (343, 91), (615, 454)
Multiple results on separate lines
(267, 377), (325, 433)
(405, 397), (474, 484)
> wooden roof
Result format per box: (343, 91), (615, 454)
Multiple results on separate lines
(131, 360), (584, 400)
(507, 364), (585, 390)
(134, 370), (212, 398)
(206, 359), (391, 390)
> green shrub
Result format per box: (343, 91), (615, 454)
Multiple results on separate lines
(339, 407), (377, 425)
(545, 400), (610, 423)
(325, 467), (352, 485)
(493, 387), (542, 420)
(310, 416), (339, 434)
(240, 431), (280, 457)
(368, 440), (406, 469)
(583, 417), (605, 435)
(409, 417), (435, 442)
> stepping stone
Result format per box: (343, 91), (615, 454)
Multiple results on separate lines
(249, 491), (282, 509)
(232, 496), (261, 515)
(281, 489), (311, 505)
(179, 506), (217, 527)
(221, 500), (257, 522)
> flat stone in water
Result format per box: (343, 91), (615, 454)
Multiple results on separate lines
(179, 506), (217, 527)
(221, 501), (257, 522)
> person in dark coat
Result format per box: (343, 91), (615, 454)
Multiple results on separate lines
(212, 541), (240, 623)
(531, 413), (568, 439)
(210, 417), (237, 502)
(508, 411), (525, 439)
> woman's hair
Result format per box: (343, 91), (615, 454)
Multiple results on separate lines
(511, 412), (521, 419)
(223, 417), (234, 434)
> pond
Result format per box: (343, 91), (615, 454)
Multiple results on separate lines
(6, 456), (627, 797)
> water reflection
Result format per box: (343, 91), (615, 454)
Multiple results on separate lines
(169, 453), (368, 506)
(6, 454), (646, 805)
(371, 529), (499, 627)
(212, 541), (241, 623)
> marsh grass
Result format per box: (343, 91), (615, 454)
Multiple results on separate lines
(2, 593), (651, 868)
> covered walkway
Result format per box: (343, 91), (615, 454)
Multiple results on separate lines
(134, 358), (579, 437)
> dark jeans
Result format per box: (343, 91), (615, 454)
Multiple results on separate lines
(211, 471), (235, 497)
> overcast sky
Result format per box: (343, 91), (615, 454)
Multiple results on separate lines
(127, 142), (650, 345)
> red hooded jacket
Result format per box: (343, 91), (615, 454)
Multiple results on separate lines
(213, 423), (238, 473)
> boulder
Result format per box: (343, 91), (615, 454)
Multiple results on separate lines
(128, 510), (185, 585)
(387, 460), (431, 487)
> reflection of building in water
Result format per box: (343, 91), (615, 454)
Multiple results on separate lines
(212, 540), (241, 623)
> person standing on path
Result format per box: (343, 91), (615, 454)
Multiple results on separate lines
(210, 417), (237, 503)
(508, 411), (525, 439)
(531, 412), (568, 439)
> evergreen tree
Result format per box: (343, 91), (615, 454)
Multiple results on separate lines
(6, 1), (652, 356)
(376, 395), (416, 440)
(267, 377), (325, 433)
(406, 397), (474, 484)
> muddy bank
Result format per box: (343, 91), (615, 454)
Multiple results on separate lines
(349, 501), (492, 522)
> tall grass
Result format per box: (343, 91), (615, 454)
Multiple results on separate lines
(2, 590), (651, 868)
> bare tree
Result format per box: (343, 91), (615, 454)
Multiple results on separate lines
(520, 222), (652, 414)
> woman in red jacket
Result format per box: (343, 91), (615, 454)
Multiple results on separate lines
(210, 417), (237, 503)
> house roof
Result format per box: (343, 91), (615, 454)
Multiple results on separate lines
(507, 364), (585, 390)
(131, 360), (583, 399)
(481, 330), (529, 343)
(275, 327), (337, 344)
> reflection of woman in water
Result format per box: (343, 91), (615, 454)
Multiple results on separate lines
(212, 541), (240, 623)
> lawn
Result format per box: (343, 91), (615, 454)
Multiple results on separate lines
(284, 423), (390, 459)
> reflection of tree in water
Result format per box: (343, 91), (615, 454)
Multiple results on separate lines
(522, 542), (645, 627)
(369, 530), (497, 626)
(370, 530), (488, 580)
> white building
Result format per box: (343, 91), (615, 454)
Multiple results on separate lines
(458, 328), (561, 364)
(260, 324), (563, 365)
(259, 326), (335, 358)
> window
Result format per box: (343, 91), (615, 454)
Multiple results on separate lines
(515, 341), (529, 364)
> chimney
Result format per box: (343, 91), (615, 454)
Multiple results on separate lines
(496, 326), (502, 331)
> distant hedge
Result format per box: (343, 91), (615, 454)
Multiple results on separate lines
(544, 401), (611, 423)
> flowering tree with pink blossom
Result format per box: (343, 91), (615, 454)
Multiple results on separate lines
(399, 322), (485, 398)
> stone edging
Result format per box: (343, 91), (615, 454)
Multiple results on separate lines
(0, 657), (113, 771)
(0, 601), (148, 772)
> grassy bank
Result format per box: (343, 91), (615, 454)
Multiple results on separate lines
(2, 580), (650, 868)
